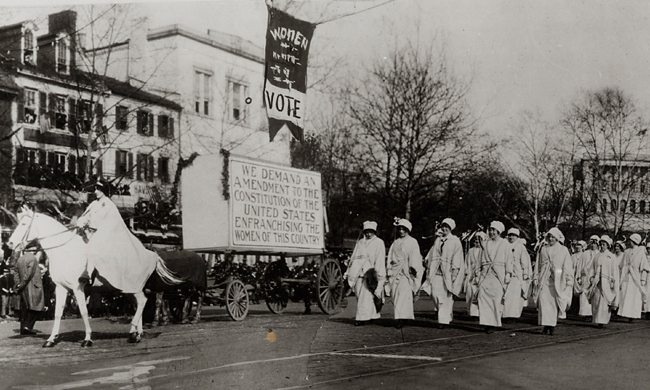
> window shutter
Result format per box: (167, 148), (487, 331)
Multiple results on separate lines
(158, 115), (163, 138)
(47, 151), (55, 166)
(136, 154), (142, 180)
(95, 103), (104, 131)
(137, 111), (143, 134)
(115, 150), (120, 176)
(16, 147), (25, 164)
(169, 117), (174, 138)
(69, 154), (76, 174)
(68, 98), (76, 132)
(39, 92), (46, 117)
(17, 88), (25, 123)
(148, 156), (154, 182)
(38, 150), (46, 166)
(48, 94), (56, 125)
(149, 113), (154, 136)
(128, 152), (133, 179)
(95, 158), (103, 178)
(157, 156), (163, 181)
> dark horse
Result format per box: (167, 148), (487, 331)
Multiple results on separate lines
(145, 250), (207, 325)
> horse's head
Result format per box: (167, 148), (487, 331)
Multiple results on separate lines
(7, 208), (37, 250)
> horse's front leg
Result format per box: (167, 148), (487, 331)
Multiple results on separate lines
(43, 286), (67, 348)
(191, 291), (203, 324)
(73, 284), (93, 347)
(128, 292), (147, 343)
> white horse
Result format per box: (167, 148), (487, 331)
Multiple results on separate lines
(8, 209), (181, 347)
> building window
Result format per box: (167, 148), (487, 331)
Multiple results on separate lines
(629, 200), (636, 214)
(137, 153), (154, 182)
(23, 29), (35, 64)
(641, 200), (646, 214)
(158, 115), (171, 138)
(228, 80), (248, 122)
(115, 150), (128, 177)
(24, 89), (37, 124)
(54, 96), (67, 129)
(194, 71), (212, 116)
(159, 157), (170, 184)
(116, 106), (128, 130)
(611, 199), (618, 213)
(56, 38), (68, 74)
(77, 100), (92, 133)
(137, 110), (153, 136)
(601, 199), (608, 213)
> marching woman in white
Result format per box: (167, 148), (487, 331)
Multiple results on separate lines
(588, 235), (619, 328)
(616, 234), (649, 322)
(346, 221), (386, 326)
(575, 236), (599, 319)
(386, 219), (424, 329)
(503, 228), (532, 322)
(531, 227), (573, 336)
(477, 221), (512, 333)
(422, 218), (465, 328)
(465, 232), (486, 317)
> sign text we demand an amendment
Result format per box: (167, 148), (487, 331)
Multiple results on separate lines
(230, 159), (323, 249)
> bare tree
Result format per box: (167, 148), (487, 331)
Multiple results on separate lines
(346, 40), (477, 222)
(561, 87), (650, 236)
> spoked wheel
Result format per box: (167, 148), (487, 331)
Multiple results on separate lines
(316, 258), (344, 314)
(263, 260), (289, 314)
(168, 296), (185, 323)
(225, 279), (249, 321)
(265, 297), (287, 314)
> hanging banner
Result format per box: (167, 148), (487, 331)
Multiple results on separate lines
(264, 7), (316, 142)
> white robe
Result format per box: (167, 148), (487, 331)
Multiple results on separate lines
(617, 246), (649, 319)
(347, 236), (386, 321)
(477, 237), (512, 327)
(532, 243), (573, 327)
(503, 240), (531, 318)
(588, 250), (619, 325)
(387, 235), (424, 320)
(422, 234), (465, 324)
(464, 247), (481, 316)
(574, 250), (596, 316)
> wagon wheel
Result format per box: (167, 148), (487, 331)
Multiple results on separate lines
(264, 260), (289, 314)
(316, 258), (344, 314)
(168, 296), (185, 323)
(225, 279), (249, 321)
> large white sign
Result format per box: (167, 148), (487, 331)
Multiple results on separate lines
(229, 156), (324, 250)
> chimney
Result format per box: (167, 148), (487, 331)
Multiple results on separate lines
(48, 10), (77, 36)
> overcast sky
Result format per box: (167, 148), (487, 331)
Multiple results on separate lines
(4, 0), (650, 138)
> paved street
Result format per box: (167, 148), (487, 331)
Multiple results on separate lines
(1, 295), (649, 389)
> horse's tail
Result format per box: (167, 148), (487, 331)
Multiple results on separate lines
(155, 255), (185, 285)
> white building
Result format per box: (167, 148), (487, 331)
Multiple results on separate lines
(87, 19), (291, 165)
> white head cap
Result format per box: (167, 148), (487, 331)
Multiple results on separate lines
(441, 218), (456, 231)
(629, 233), (642, 246)
(394, 218), (412, 232)
(547, 227), (565, 243)
(507, 228), (520, 237)
(490, 221), (505, 234)
(362, 221), (378, 232)
(600, 235), (613, 247)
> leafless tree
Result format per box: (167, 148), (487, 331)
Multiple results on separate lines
(560, 87), (650, 236)
(346, 40), (478, 221)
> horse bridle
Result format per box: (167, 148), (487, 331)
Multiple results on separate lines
(16, 212), (79, 251)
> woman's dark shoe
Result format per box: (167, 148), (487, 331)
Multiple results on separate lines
(542, 326), (549, 335)
(20, 328), (36, 335)
(485, 326), (493, 334)
(548, 327), (555, 336)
